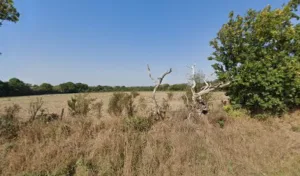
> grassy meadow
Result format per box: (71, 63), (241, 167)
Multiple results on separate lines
(0, 91), (300, 176)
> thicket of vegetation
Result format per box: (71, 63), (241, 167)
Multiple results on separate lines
(0, 78), (190, 97)
(1, 92), (300, 175)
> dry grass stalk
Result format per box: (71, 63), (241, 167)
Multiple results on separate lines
(28, 97), (44, 121)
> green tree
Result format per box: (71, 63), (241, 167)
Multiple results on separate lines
(58, 82), (77, 93)
(1, 0), (19, 55)
(0, 0), (19, 26)
(75, 83), (89, 92)
(209, 0), (300, 114)
(39, 83), (53, 94)
(8, 78), (31, 96)
(0, 80), (9, 96)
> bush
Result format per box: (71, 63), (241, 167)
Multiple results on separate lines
(0, 104), (21, 140)
(223, 104), (248, 118)
(28, 97), (44, 121)
(108, 92), (127, 116)
(108, 92), (139, 117)
(67, 94), (95, 117)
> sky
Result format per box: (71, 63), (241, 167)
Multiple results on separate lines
(0, 0), (289, 86)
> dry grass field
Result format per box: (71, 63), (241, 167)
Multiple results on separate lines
(0, 92), (226, 120)
(1, 92), (300, 176)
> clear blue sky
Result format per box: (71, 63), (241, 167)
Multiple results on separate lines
(0, 0), (288, 86)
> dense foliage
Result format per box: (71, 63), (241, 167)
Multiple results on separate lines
(209, 0), (300, 114)
(0, 0), (19, 26)
(0, 78), (188, 97)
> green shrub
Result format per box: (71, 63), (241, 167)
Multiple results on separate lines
(223, 104), (248, 118)
(67, 94), (95, 117)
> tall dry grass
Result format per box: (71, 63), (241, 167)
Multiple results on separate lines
(0, 93), (300, 175)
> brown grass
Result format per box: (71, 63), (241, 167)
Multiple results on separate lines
(0, 92), (186, 120)
(0, 92), (300, 175)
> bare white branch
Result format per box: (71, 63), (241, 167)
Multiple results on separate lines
(188, 64), (230, 117)
(147, 64), (172, 119)
(147, 64), (157, 84)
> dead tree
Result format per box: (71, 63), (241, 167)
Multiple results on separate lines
(147, 64), (172, 120)
(188, 64), (230, 120)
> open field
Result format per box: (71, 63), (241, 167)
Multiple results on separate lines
(1, 92), (300, 176)
(0, 91), (227, 120)
(0, 92), (183, 120)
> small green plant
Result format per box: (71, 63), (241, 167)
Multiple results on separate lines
(223, 104), (248, 118)
(28, 97), (44, 121)
(92, 101), (104, 119)
(252, 113), (271, 121)
(68, 94), (95, 117)
(217, 118), (225, 128)
(123, 116), (153, 132)
(0, 104), (21, 140)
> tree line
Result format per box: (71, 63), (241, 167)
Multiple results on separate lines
(0, 78), (188, 97)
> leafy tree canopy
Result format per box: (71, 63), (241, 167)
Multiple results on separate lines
(0, 0), (19, 26)
(39, 83), (53, 93)
(209, 0), (300, 114)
